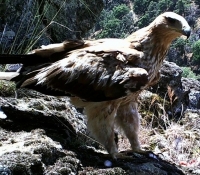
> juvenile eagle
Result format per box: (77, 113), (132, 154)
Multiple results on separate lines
(0, 12), (191, 158)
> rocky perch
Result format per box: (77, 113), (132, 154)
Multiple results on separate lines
(0, 89), (185, 175)
(0, 61), (200, 174)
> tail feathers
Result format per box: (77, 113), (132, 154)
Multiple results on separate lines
(0, 72), (19, 81)
(0, 40), (85, 65)
(0, 54), (48, 65)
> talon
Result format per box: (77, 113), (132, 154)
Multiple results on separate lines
(149, 152), (159, 160)
(132, 149), (160, 160)
(113, 152), (135, 160)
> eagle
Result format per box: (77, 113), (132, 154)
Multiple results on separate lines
(0, 12), (191, 159)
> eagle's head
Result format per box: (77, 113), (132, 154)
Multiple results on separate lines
(151, 12), (191, 39)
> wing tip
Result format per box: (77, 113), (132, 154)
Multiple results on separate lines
(0, 72), (19, 81)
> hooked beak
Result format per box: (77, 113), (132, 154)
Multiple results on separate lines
(182, 26), (191, 39)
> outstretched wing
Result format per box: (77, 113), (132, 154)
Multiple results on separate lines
(16, 39), (148, 102)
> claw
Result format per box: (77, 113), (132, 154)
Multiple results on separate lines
(103, 149), (160, 161)
(113, 149), (160, 160)
(131, 149), (160, 160)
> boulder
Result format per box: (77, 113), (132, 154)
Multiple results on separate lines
(151, 61), (190, 120)
(0, 84), (185, 175)
(181, 77), (200, 109)
(153, 61), (200, 111)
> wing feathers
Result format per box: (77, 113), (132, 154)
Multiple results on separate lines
(29, 40), (84, 57)
(6, 38), (149, 101)
(19, 48), (148, 101)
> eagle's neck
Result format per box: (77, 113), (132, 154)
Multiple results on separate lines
(126, 25), (181, 84)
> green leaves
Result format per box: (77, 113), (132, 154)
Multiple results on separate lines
(112, 4), (129, 19)
(181, 67), (200, 79)
(95, 4), (132, 38)
(132, 0), (150, 15)
(192, 40), (200, 62)
(134, 0), (191, 28)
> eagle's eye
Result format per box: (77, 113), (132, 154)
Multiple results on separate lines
(165, 17), (176, 24)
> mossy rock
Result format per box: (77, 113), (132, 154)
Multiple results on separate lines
(0, 80), (16, 97)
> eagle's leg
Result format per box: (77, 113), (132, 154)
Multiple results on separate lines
(84, 102), (119, 158)
(116, 102), (143, 154)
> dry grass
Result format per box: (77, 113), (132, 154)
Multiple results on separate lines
(115, 90), (200, 172)
(115, 90), (200, 174)
(135, 90), (200, 173)
(116, 111), (200, 173)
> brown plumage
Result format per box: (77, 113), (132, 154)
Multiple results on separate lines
(0, 12), (191, 158)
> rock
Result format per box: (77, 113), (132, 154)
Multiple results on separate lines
(0, 127), (81, 175)
(0, 87), (186, 175)
(0, 0), (104, 52)
(151, 61), (189, 120)
(0, 151), (44, 175)
(0, 88), (85, 174)
(5, 64), (22, 72)
(0, 88), (87, 136)
(155, 61), (200, 110)
(159, 61), (183, 89)
(41, 0), (104, 41)
(181, 77), (200, 109)
(0, 164), (12, 175)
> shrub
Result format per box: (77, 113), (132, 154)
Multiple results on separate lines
(0, 80), (16, 97)
(95, 4), (132, 39)
(192, 40), (200, 62)
(181, 67), (200, 79)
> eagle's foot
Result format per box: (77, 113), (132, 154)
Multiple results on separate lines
(127, 149), (159, 160)
(110, 149), (159, 160)
(112, 152), (135, 160)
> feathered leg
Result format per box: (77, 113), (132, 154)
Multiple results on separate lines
(116, 102), (141, 152)
(84, 101), (120, 158)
